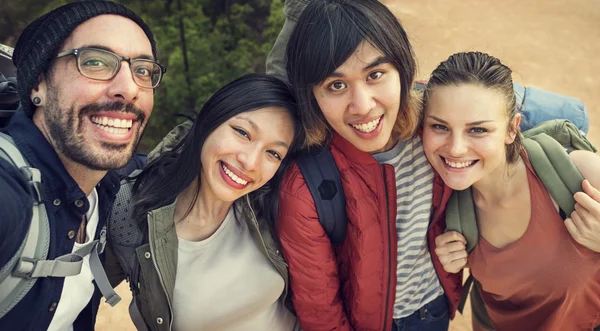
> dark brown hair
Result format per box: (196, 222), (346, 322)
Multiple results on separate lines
(423, 51), (522, 163)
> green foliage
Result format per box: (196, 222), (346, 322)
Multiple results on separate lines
(0, 0), (285, 152)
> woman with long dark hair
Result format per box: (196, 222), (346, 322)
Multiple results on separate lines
(108, 73), (304, 331)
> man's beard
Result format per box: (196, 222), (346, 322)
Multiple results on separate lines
(44, 89), (147, 171)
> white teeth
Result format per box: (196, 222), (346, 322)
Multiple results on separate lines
(351, 117), (381, 133)
(91, 116), (134, 129)
(221, 163), (249, 186)
(444, 158), (475, 169)
(92, 124), (129, 135)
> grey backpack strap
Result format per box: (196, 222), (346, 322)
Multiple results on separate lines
(445, 187), (479, 314)
(129, 296), (148, 331)
(445, 188), (479, 253)
(88, 226), (121, 306)
(0, 133), (121, 317)
(0, 133), (50, 318)
(523, 133), (585, 217)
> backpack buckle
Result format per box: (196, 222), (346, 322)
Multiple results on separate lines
(12, 257), (39, 279)
(19, 166), (45, 203)
(97, 227), (107, 254)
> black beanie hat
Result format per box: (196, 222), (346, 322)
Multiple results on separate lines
(13, 0), (158, 117)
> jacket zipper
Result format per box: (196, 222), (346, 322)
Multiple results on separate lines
(382, 166), (393, 330)
(147, 211), (174, 331)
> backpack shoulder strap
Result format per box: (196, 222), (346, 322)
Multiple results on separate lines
(445, 186), (480, 314)
(0, 132), (50, 318)
(523, 133), (585, 217)
(108, 169), (148, 330)
(445, 188), (479, 253)
(0, 133), (121, 318)
(296, 148), (347, 245)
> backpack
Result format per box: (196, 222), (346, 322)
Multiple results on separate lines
(444, 120), (597, 323)
(0, 133), (121, 319)
(0, 43), (18, 128)
(106, 170), (149, 330)
(296, 148), (348, 244)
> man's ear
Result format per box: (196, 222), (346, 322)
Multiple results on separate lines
(505, 112), (521, 144)
(31, 74), (48, 107)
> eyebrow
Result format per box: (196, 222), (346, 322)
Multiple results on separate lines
(236, 115), (290, 149)
(79, 44), (155, 60)
(328, 56), (390, 78)
(428, 115), (495, 126)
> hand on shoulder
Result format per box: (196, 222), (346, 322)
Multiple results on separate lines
(565, 151), (600, 253)
(434, 231), (468, 273)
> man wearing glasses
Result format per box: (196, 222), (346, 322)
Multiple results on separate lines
(0, 1), (164, 330)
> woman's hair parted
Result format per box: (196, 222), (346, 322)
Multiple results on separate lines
(286, 0), (419, 147)
(422, 51), (522, 163)
(132, 73), (305, 229)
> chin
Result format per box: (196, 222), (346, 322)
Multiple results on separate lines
(354, 137), (390, 153)
(442, 178), (475, 191)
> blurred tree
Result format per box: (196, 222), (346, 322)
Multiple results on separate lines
(0, 0), (285, 151)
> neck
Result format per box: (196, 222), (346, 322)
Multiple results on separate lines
(175, 177), (233, 228)
(57, 152), (107, 196)
(375, 133), (400, 154)
(471, 159), (526, 208)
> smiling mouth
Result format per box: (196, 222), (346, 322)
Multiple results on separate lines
(90, 116), (133, 135)
(350, 116), (382, 133)
(221, 162), (250, 186)
(441, 156), (479, 169)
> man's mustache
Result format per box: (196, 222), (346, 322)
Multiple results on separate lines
(78, 101), (146, 123)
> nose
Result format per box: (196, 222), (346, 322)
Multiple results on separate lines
(237, 145), (261, 172)
(348, 85), (375, 115)
(107, 62), (140, 103)
(449, 133), (469, 156)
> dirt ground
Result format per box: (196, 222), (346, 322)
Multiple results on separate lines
(96, 0), (600, 330)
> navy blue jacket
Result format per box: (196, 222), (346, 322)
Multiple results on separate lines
(0, 109), (120, 331)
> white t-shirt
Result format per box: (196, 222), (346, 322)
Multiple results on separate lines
(47, 189), (99, 331)
(172, 207), (297, 331)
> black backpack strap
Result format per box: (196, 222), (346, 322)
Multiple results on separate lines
(296, 148), (347, 245)
(457, 273), (475, 313)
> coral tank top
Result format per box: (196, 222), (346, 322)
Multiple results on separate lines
(468, 154), (600, 331)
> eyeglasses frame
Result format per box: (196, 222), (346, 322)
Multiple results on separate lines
(55, 47), (167, 89)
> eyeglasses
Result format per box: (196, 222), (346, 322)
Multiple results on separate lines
(56, 47), (167, 89)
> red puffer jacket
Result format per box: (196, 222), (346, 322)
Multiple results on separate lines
(277, 133), (463, 331)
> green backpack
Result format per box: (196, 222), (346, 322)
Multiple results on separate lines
(444, 120), (597, 326)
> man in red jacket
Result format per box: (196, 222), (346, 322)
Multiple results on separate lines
(266, 1), (463, 330)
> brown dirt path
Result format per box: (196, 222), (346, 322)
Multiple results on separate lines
(96, 1), (599, 330)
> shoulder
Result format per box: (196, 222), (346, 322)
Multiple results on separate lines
(280, 161), (314, 202)
(0, 157), (33, 216)
(569, 150), (600, 188)
(278, 161), (320, 225)
(0, 157), (34, 267)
